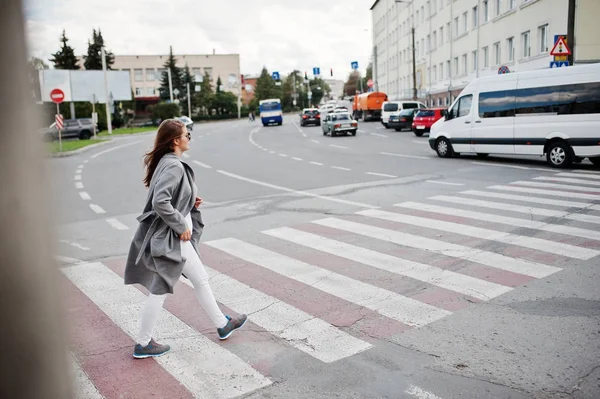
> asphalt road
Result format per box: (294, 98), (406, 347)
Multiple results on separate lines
(50, 115), (600, 399)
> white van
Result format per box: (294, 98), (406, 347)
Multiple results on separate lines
(381, 101), (426, 128)
(428, 63), (600, 168)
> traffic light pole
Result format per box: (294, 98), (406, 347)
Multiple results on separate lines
(567, 0), (575, 65)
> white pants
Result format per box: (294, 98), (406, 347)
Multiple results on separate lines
(137, 221), (229, 346)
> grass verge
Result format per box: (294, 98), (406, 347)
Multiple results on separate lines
(48, 139), (108, 153)
(98, 126), (156, 136)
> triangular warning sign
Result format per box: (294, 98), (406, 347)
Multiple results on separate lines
(550, 37), (571, 56)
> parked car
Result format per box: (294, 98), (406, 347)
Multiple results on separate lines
(300, 108), (320, 126)
(388, 109), (419, 131)
(380, 100), (426, 128)
(333, 106), (349, 113)
(178, 116), (194, 131)
(412, 108), (446, 136)
(39, 118), (97, 141)
(321, 112), (358, 137)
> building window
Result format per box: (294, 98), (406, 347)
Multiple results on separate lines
(462, 54), (467, 74)
(421, 6), (424, 22)
(454, 17), (459, 37)
(433, 65), (437, 82)
(427, 35), (431, 52)
(509, 0), (516, 9)
(446, 22), (451, 41)
(146, 69), (154, 81)
(507, 37), (514, 61)
(462, 12), (468, 32)
(539, 24), (548, 53)
(494, 42), (501, 65)
(147, 87), (156, 96)
(416, 10), (419, 25)
(483, 46), (489, 67)
(134, 69), (143, 82)
(157, 68), (166, 81)
(483, 0), (489, 22)
(453, 57), (459, 76)
(495, 0), (502, 16)
(433, 31), (437, 49)
(135, 87), (143, 96)
(421, 39), (425, 56)
(205, 67), (213, 79)
(440, 27), (444, 45)
(522, 30), (530, 58)
(473, 6), (478, 27)
(472, 50), (478, 71)
(446, 60), (451, 78)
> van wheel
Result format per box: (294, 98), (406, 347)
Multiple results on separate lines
(435, 137), (453, 158)
(546, 140), (573, 168)
(476, 153), (489, 158)
(79, 130), (92, 140)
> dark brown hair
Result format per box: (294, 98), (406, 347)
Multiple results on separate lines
(143, 119), (186, 187)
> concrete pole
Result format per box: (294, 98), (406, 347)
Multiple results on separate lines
(101, 46), (112, 135)
(567, 0), (576, 65)
(187, 82), (191, 117)
(167, 68), (174, 102)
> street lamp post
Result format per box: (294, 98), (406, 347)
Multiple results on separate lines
(395, 0), (417, 100)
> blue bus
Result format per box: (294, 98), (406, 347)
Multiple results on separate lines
(259, 99), (283, 126)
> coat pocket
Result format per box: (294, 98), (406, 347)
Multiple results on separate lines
(150, 225), (183, 262)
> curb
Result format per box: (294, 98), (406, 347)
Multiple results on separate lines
(49, 139), (114, 158)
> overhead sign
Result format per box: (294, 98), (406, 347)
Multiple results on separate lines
(498, 65), (510, 74)
(550, 61), (569, 68)
(550, 37), (571, 56)
(313, 67), (320, 76)
(271, 71), (280, 80)
(50, 88), (65, 104)
(351, 61), (359, 70)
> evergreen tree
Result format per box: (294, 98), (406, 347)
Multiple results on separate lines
(159, 46), (183, 101)
(49, 30), (80, 69)
(215, 76), (223, 93)
(27, 57), (48, 102)
(194, 71), (214, 114)
(180, 65), (197, 111)
(254, 67), (282, 102)
(84, 29), (114, 70)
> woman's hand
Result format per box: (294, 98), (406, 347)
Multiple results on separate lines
(180, 229), (192, 241)
(194, 197), (203, 208)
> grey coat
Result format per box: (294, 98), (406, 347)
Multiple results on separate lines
(124, 153), (204, 295)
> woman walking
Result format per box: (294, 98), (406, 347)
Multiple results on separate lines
(124, 119), (247, 359)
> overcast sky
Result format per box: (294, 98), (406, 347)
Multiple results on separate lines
(25, 0), (375, 81)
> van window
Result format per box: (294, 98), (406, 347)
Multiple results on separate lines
(403, 103), (419, 109)
(514, 86), (559, 115)
(558, 82), (600, 114)
(417, 110), (435, 117)
(383, 103), (398, 111)
(479, 90), (516, 118)
(456, 95), (473, 118)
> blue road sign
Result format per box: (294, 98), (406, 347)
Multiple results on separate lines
(272, 71), (280, 80)
(550, 61), (569, 68)
(351, 61), (359, 70)
(313, 67), (320, 76)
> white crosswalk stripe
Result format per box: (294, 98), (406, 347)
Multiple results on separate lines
(533, 176), (600, 186)
(556, 172), (600, 180)
(489, 185), (600, 201)
(395, 201), (600, 242)
(62, 262), (271, 398)
(510, 180), (600, 193)
(462, 190), (600, 212)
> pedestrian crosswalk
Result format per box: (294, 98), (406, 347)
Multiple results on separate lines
(62, 169), (600, 398)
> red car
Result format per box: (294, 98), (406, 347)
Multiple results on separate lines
(412, 108), (446, 137)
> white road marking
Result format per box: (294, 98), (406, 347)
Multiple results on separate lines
(291, 122), (303, 133)
(70, 354), (104, 399)
(572, 169), (600, 175)
(431, 194), (600, 225)
(302, 133), (307, 138)
(489, 185), (600, 201)
(556, 172), (600, 181)
(75, 182), (84, 189)
(279, 153), (288, 157)
(74, 175), (82, 181)
(106, 218), (129, 230)
(89, 204), (106, 214)
(79, 191), (91, 200)
(90, 140), (142, 159)
(292, 157), (303, 161)
(269, 151), (276, 154)
(59, 240), (90, 251)
(243, 233), (452, 327)
(310, 161), (324, 166)
(412, 140), (427, 144)
(470, 161), (554, 172)
(311, 140), (320, 144)
(370, 132), (388, 138)
(397, 201), (600, 242)
(192, 160), (212, 169)
(425, 180), (464, 186)
(405, 385), (443, 399)
(381, 152), (429, 160)
(55, 255), (83, 265)
(511, 180), (600, 193)
(533, 176), (600, 186)
(185, 249), (372, 362)
(366, 172), (397, 178)
(330, 144), (348, 149)
(376, 126), (386, 130)
(316, 217), (560, 279)
(61, 262), (272, 398)
(216, 170), (378, 209)
(332, 166), (351, 171)
(279, 223), (513, 301)
(361, 209), (598, 260)
(83, 160), (89, 164)
(461, 189), (600, 211)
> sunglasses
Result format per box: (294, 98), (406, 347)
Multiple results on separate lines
(185, 132), (191, 140)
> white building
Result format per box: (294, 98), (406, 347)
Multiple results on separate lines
(370, 0), (596, 107)
(324, 79), (346, 99)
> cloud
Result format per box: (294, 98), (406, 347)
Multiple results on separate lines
(24, 0), (374, 81)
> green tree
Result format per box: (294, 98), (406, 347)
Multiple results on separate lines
(343, 71), (361, 96)
(215, 76), (223, 93)
(254, 67), (282, 102)
(308, 78), (330, 107)
(194, 71), (214, 114)
(180, 65), (196, 112)
(147, 102), (181, 122)
(83, 29), (114, 70)
(49, 30), (80, 70)
(282, 70), (302, 112)
(361, 62), (373, 92)
(159, 46), (183, 101)
(212, 91), (237, 115)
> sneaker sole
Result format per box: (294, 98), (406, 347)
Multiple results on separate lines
(133, 349), (170, 359)
(218, 317), (248, 340)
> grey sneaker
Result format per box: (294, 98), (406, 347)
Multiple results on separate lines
(217, 314), (248, 340)
(133, 338), (170, 359)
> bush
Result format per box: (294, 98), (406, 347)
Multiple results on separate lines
(149, 102), (180, 122)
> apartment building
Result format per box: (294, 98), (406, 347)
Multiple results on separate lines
(370, 0), (595, 106)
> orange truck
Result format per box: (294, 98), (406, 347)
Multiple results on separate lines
(352, 92), (388, 121)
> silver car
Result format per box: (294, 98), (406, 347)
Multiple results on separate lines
(321, 112), (358, 137)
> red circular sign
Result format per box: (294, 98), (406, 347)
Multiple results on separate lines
(367, 79), (374, 88)
(50, 88), (65, 104)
